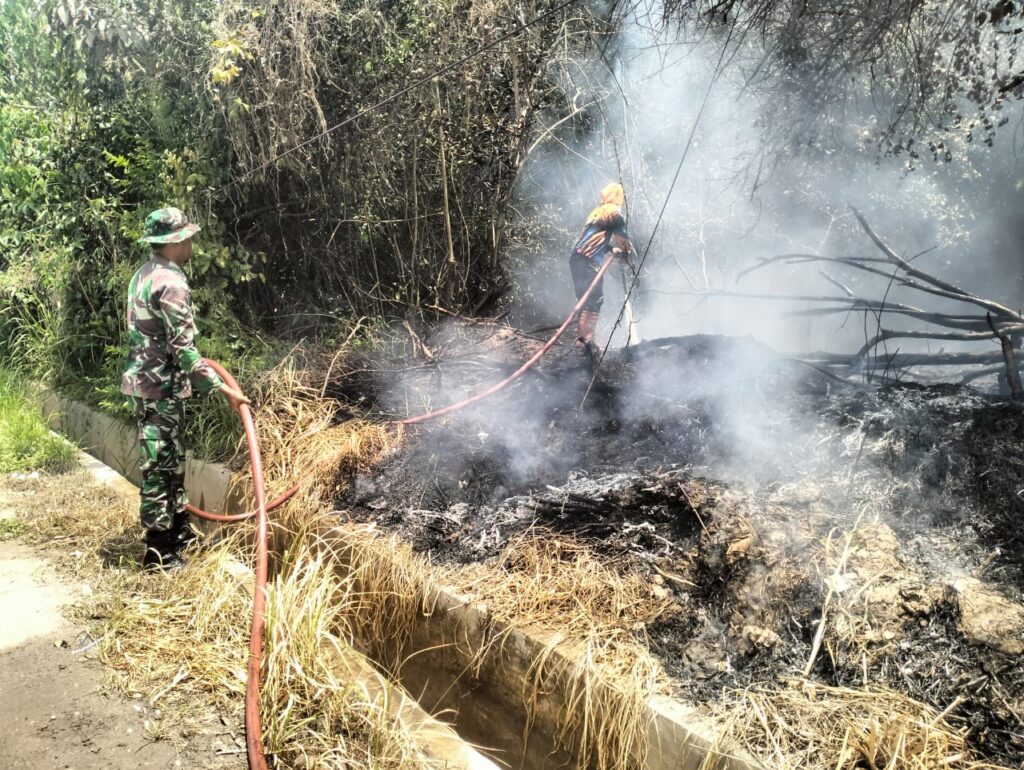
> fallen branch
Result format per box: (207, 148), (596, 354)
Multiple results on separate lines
(854, 328), (1004, 358)
(744, 248), (1023, 324)
(960, 366), (1005, 385)
(684, 288), (1023, 334)
(802, 350), (1008, 369)
(782, 305), (1019, 334)
(850, 206), (1024, 322)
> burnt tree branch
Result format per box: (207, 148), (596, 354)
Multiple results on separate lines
(853, 329), (1024, 358)
(850, 206), (1024, 322)
(988, 313), (1024, 400)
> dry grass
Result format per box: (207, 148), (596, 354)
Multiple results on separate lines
(704, 678), (1006, 770)
(239, 359), (401, 530)
(5, 469), (140, 573)
(799, 521), (940, 678)
(320, 522), (672, 770)
(457, 533), (670, 769)
(321, 524), (436, 675)
(6, 360), (677, 769)
(479, 534), (670, 770)
(469, 533), (669, 643)
(261, 536), (434, 768)
(147, 357), (1014, 770)
(96, 535), (254, 723)
(1, 471), (432, 769)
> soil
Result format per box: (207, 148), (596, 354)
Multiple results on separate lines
(0, 493), (243, 770)
(332, 323), (1024, 768)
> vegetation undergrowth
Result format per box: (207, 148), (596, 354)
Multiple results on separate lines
(0, 0), (590, 466)
(0, 368), (76, 473)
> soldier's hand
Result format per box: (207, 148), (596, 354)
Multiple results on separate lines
(219, 384), (252, 414)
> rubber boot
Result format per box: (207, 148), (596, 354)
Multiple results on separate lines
(575, 310), (600, 363)
(171, 510), (197, 552)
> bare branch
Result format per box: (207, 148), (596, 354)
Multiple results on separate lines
(738, 253), (890, 281)
(850, 206), (1024, 322)
(819, 270), (855, 298)
(802, 350), (1009, 369)
(854, 328), (1011, 358)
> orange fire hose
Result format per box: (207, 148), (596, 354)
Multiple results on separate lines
(185, 256), (614, 770)
(190, 359), (271, 770)
(399, 256), (615, 425)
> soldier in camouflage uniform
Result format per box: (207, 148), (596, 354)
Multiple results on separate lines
(122, 208), (250, 571)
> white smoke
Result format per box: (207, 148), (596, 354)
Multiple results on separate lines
(507, 0), (1024, 359)
(381, 2), (1024, 489)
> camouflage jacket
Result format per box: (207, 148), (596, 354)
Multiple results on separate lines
(120, 255), (224, 400)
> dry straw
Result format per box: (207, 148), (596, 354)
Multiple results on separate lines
(704, 678), (1007, 770)
(240, 357), (401, 524)
(260, 536), (433, 768)
(466, 534), (670, 770)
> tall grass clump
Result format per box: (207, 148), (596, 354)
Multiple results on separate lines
(703, 679), (1008, 770)
(0, 368), (76, 473)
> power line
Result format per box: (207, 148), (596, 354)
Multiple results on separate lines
(212, 0), (586, 198)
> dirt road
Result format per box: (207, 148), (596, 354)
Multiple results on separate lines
(0, 489), (241, 770)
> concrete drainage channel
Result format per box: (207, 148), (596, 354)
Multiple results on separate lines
(38, 390), (761, 770)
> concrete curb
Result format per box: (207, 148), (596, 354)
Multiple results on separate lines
(36, 387), (245, 515)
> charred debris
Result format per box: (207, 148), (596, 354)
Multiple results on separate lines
(308, 318), (1024, 766)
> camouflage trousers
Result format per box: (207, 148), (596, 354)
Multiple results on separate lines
(131, 397), (189, 534)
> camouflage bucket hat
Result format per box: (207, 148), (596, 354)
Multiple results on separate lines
(138, 207), (201, 244)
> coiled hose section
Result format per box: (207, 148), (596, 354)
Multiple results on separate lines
(185, 256), (614, 770)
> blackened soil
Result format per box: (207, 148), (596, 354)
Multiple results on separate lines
(822, 384), (1024, 589)
(330, 327), (1024, 767)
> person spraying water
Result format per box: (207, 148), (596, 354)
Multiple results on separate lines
(121, 207), (251, 571)
(569, 182), (641, 360)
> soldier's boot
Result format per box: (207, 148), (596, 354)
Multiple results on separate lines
(171, 510), (197, 552)
(143, 530), (186, 572)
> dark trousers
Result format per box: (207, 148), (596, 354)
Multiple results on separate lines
(570, 254), (605, 312)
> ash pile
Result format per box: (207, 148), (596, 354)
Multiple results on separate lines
(337, 321), (1024, 766)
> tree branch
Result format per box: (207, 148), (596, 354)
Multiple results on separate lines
(850, 206), (1024, 322)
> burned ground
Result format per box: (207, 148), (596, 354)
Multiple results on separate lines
(330, 323), (1024, 767)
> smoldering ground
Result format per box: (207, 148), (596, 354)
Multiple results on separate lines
(339, 320), (1024, 764)
(334, 6), (1024, 765)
